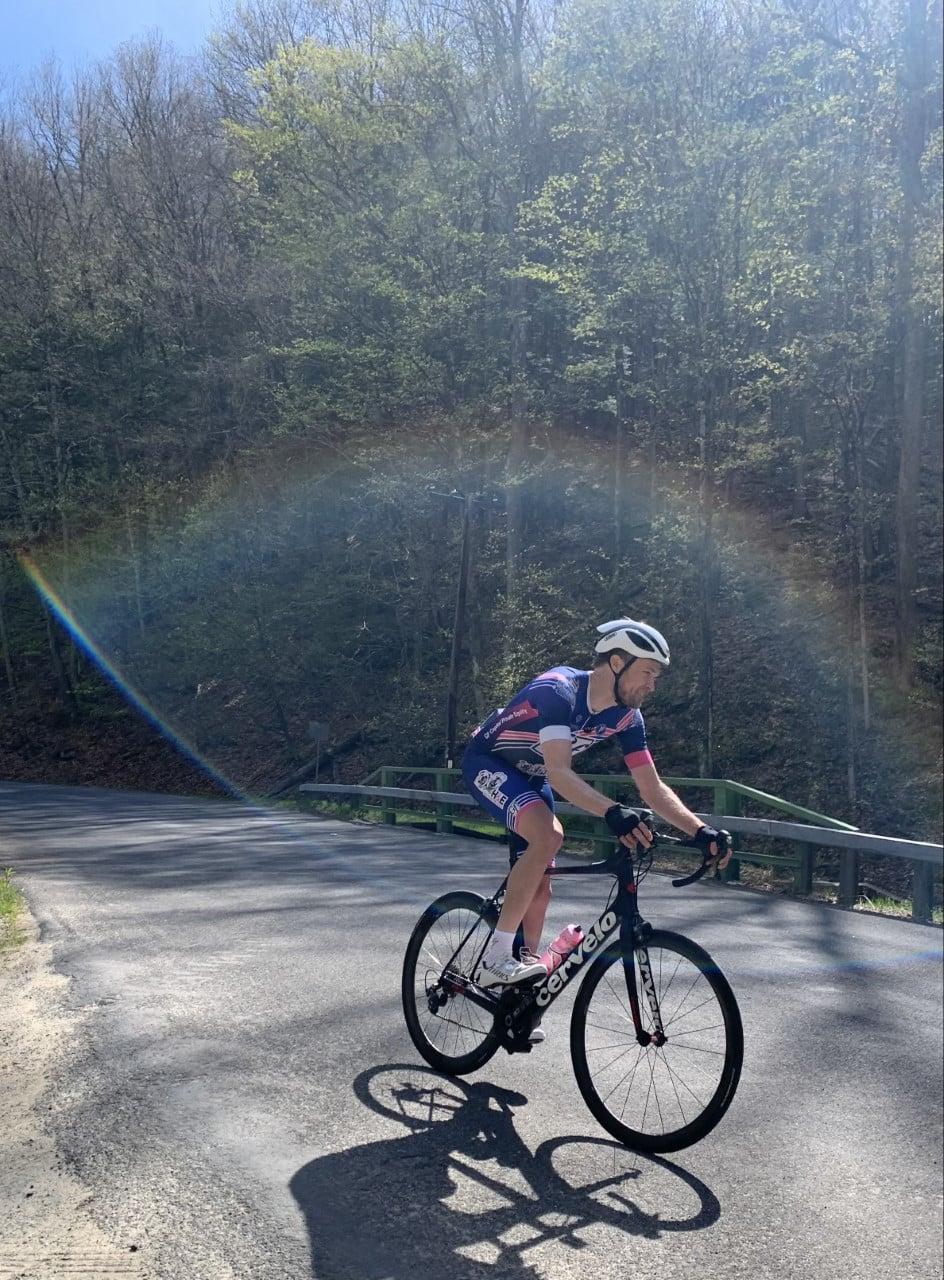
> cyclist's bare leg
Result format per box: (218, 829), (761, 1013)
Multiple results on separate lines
(495, 805), (563, 939)
(520, 875), (552, 954)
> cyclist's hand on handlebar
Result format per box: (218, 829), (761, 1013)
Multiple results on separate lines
(691, 825), (732, 870)
(604, 804), (654, 850)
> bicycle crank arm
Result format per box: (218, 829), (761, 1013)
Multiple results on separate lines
(495, 983), (542, 1053)
(437, 969), (501, 1017)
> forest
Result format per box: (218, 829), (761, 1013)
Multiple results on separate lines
(0, 0), (941, 855)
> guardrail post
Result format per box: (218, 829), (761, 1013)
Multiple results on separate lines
(911, 860), (934, 924)
(794, 841), (814, 896)
(838, 849), (859, 908)
(719, 784), (741, 882)
(380, 768), (395, 825)
(434, 771), (453, 834)
(593, 778), (615, 859)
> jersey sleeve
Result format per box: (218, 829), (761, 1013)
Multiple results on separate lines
(617, 710), (653, 771)
(529, 674), (578, 745)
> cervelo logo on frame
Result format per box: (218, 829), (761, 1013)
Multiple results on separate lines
(535, 911), (618, 1007)
(636, 947), (665, 1034)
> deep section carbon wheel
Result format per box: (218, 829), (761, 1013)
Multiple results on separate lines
(402, 890), (501, 1075)
(570, 929), (743, 1152)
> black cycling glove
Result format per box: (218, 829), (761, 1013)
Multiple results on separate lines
(604, 804), (652, 841)
(691, 825), (732, 860)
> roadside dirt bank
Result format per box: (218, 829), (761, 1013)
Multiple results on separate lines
(0, 907), (150, 1280)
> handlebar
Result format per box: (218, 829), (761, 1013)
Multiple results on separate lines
(624, 811), (731, 888)
(669, 856), (720, 889)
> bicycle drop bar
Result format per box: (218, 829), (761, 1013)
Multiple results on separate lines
(547, 813), (725, 889)
(659, 832), (730, 888)
(596, 814), (723, 890)
(670, 855), (719, 888)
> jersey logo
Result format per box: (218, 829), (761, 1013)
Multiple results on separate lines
(493, 700), (538, 731)
(474, 769), (510, 808)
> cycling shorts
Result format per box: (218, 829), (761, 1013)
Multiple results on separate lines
(461, 746), (556, 865)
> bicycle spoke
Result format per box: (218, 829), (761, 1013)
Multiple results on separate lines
(589, 1041), (641, 1074)
(602, 967), (636, 1027)
(637, 1053), (657, 1132)
(668, 1023), (725, 1040)
(600, 1045), (647, 1105)
(586, 1016), (635, 1037)
(660, 970), (704, 1026)
(661, 1050), (690, 1128)
(663, 990), (719, 1031)
(648, 1053), (668, 1134)
(655, 952), (685, 1005)
(577, 939), (737, 1146)
(658, 1049), (711, 1108)
(407, 902), (498, 1067)
(662, 1044), (720, 1090)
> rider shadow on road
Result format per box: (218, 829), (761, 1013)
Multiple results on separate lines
(289, 1065), (720, 1280)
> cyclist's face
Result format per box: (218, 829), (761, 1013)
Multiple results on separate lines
(614, 657), (664, 707)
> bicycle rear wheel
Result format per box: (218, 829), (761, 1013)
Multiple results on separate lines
(570, 929), (742, 1152)
(402, 891), (501, 1075)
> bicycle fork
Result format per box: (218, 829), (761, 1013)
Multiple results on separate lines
(619, 896), (667, 1048)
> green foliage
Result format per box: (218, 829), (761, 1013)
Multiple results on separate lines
(0, 868), (24, 951)
(0, 1), (940, 842)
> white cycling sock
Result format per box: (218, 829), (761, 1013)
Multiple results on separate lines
(485, 929), (516, 963)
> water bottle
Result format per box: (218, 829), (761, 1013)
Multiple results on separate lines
(539, 924), (584, 973)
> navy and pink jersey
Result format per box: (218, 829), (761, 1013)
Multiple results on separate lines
(469, 666), (653, 779)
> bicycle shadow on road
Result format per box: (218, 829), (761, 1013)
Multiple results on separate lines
(289, 1064), (720, 1280)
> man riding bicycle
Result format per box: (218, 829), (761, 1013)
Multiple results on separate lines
(461, 619), (732, 995)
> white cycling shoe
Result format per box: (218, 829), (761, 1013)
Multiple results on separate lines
(475, 953), (546, 989)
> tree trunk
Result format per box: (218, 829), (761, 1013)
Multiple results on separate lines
(125, 499), (147, 637)
(852, 411), (872, 730)
(613, 338), (629, 574)
(43, 603), (79, 714)
(697, 402), (714, 776)
(0, 554), (17, 699)
(894, 0), (931, 690)
(504, 380), (528, 613)
(845, 620), (858, 809)
(444, 496), (472, 766)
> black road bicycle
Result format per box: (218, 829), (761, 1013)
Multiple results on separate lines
(401, 821), (743, 1153)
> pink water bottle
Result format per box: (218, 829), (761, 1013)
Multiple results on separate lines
(540, 924), (584, 973)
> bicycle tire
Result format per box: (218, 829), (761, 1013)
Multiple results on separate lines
(402, 890), (501, 1075)
(570, 929), (743, 1153)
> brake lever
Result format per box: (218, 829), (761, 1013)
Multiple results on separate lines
(669, 830), (732, 888)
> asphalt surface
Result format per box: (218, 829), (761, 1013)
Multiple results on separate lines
(1, 780), (942, 1280)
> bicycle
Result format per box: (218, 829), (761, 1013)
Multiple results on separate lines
(401, 818), (744, 1153)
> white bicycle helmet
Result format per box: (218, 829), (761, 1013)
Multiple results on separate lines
(594, 618), (670, 666)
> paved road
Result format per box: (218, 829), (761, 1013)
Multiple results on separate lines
(1, 781), (942, 1280)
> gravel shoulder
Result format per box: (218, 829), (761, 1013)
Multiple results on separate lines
(0, 905), (149, 1280)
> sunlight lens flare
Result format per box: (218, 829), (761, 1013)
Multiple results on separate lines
(18, 552), (242, 800)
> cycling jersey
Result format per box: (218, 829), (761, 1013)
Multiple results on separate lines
(469, 666), (653, 779)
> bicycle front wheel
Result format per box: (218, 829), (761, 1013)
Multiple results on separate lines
(571, 930), (743, 1153)
(402, 891), (501, 1075)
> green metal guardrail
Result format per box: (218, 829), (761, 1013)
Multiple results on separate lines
(300, 772), (942, 923)
(360, 766), (857, 882)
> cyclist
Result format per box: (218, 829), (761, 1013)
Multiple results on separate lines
(461, 619), (732, 994)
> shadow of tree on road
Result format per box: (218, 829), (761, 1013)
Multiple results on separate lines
(289, 1065), (720, 1279)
